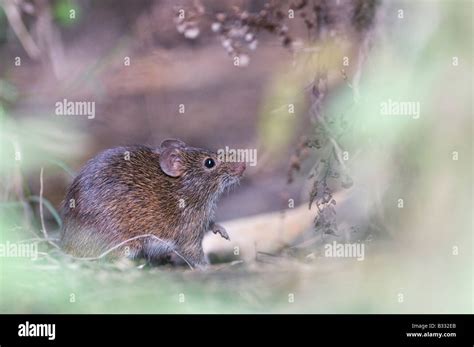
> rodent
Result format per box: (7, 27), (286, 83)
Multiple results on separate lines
(59, 139), (246, 267)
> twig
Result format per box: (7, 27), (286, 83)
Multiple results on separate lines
(11, 139), (35, 231)
(39, 167), (60, 250)
(18, 237), (60, 244)
(352, 31), (373, 103)
(1, 0), (41, 59)
(39, 167), (48, 239)
(329, 137), (347, 172)
(34, 0), (66, 78)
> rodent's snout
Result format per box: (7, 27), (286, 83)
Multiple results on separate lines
(230, 162), (246, 177)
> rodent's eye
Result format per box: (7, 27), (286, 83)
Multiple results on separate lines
(204, 158), (215, 169)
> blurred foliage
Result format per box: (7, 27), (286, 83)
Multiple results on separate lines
(53, 0), (81, 27)
(0, 79), (18, 104)
(0, 5), (7, 43)
(0, 113), (89, 174)
(258, 41), (348, 156)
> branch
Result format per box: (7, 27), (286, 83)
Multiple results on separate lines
(1, 0), (41, 59)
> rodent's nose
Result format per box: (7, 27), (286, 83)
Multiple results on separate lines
(232, 162), (246, 176)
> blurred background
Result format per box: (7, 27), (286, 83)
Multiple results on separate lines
(0, 0), (472, 313)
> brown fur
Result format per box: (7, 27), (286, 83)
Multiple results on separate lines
(59, 140), (245, 266)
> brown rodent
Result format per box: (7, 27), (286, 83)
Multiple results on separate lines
(59, 139), (246, 267)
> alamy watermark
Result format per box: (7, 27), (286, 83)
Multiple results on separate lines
(217, 146), (257, 166)
(0, 241), (38, 260)
(324, 241), (365, 261)
(55, 98), (95, 119)
(380, 98), (420, 119)
(18, 321), (55, 341)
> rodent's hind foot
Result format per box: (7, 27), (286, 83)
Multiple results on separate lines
(145, 251), (186, 267)
(141, 239), (192, 267)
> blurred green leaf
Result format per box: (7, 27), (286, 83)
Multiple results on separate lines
(53, 0), (81, 27)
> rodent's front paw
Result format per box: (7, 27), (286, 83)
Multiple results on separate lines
(211, 223), (230, 241)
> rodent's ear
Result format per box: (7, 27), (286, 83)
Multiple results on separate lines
(159, 148), (184, 177)
(160, 138), (186, 150)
